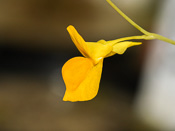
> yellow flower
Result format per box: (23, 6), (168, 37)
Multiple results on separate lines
(61, 0), (175, 102)
(62, 25), (141, 102)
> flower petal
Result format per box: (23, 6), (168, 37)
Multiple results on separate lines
(107, 41), (142, 57)
(62, 57), (94, 91)
(62, 57), (103, 102)
(67, 26), (112, 64)
(67, 25), (89, 57)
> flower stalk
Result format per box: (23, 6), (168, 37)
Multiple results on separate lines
(106, 0), (175, 45)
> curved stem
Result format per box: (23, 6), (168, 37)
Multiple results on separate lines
(106, 0), (149, 35)
(106, 0), (175, 45)
(108, 35), (155, 46)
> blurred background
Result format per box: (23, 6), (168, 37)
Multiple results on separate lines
(0, 0), (174, 130)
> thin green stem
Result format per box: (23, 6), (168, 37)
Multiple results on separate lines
(108, 35), (155, 46)
(106, 0), (149, 35)
(106, 0), (175, 45)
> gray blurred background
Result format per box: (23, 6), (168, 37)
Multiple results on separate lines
(0, 0), (171, 130)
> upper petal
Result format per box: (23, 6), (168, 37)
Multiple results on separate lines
(67, 25), (112, 64)
(62, 57), (103, 102)
(67, 25), (89, 57)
